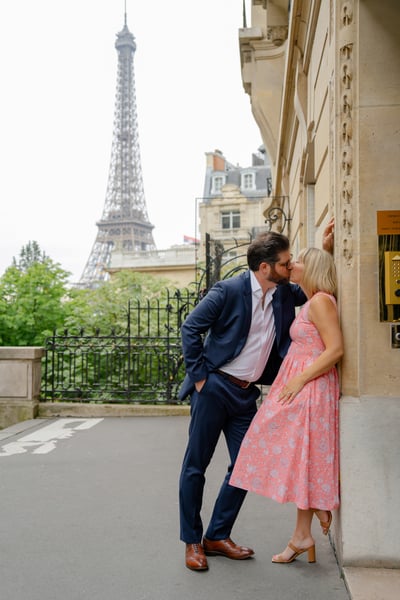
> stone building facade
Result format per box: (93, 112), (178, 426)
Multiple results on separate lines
(198, 148), (271, 262)
(108, 148), (272, 288)
(239, 0), (400, 569)
(108, 245), (196, 288)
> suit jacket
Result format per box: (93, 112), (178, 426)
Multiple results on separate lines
(179, 270), (306, 400)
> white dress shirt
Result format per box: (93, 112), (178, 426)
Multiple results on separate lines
(220, 271), (276, 382)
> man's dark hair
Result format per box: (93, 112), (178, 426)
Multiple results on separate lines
(247, 231), (290, 271)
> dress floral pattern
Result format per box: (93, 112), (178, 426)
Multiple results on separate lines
(230, 292), (340, 510)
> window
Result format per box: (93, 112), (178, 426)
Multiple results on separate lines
(212, 175), (225, 193)
(241, 172), (255, 191)
(221, 210), (240, 229)
(306, 185), (315, 248)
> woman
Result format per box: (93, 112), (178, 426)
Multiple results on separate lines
(230, 248), (343, 564)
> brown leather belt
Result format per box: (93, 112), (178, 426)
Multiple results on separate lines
(216, 370), (252, 389)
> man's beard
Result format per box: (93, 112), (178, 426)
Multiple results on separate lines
(267, 267), (290, 285)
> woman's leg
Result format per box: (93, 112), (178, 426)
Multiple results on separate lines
(272, 508), (315, 562)
(312, 508), (333, 535)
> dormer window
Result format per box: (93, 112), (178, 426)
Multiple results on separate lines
(212, 175), (226, 194)
(241, 172), (255, 191)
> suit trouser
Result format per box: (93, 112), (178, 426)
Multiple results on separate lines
(179, 372), (259, 543)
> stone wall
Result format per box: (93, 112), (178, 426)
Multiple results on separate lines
(238, 0), (400, 568)
(0, 347), (44, 430)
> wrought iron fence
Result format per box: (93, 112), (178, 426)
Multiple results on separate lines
(42, 289), (198, 404)
(43, 234), (263, 404)
(196, 233), (251, 291)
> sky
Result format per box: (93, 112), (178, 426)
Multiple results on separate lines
(0, 0), (262, 284)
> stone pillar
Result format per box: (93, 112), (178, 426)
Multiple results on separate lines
(334, 0), (400, 568)
(0, 347), (44, 430)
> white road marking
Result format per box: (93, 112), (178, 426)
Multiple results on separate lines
(0, 418), (104, 457)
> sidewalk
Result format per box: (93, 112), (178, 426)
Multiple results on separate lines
(0, 415), (398, 600)
(344, 567), (399, 600)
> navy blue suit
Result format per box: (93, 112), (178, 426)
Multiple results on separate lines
(178, 270), (306, 543)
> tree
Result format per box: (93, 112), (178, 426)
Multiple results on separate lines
(0, 242), (70, 346)
(12, 240), (47, 271)
(63, 270), (172, 334)
(43, 270), (186, 402)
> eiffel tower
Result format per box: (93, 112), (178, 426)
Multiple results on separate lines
(79, 10), (155, 287)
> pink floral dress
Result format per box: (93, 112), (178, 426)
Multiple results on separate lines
(230, 292), (340, 510)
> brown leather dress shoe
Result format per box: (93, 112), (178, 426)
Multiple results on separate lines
(202, 537), (254, 560)
(185, 543), (209, 571)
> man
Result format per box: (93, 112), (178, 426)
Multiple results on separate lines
(178, 225), (334, 571)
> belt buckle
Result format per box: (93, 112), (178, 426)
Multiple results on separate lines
(242, 381), (251, 389)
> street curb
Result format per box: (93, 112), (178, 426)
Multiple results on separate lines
(38, 402), (191, 418)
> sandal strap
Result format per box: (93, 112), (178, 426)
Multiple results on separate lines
(288, 542), (301, 554)
(312, 509), (332, 529)
(319, 519), (329, 528)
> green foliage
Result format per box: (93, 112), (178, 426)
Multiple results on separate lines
(63, 270), (172, 334)
(42, 271), (189, 403)
(12, 240), (47, 271)
(0, 243), (188, 402)
(0, 242), (70, 346)
(0, 240), (177, 348)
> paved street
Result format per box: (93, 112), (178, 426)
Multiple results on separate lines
(0, 417), (350, 600)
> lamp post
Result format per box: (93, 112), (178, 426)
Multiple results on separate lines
(264, 196), (291, 235)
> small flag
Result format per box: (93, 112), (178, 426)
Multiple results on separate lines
(183, 235), (200, 244)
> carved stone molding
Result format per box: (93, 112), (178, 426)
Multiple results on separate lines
(342, 204), (353, 235)
(342, 118), (353, 144)
(243, 50), (252, 63)
(341, 2), (353, 26)
(338, 0), (355, 266)
(341, 145), (353, 175)
(341, 175), (353, 202)
(266, 26), (288, 46)
(341, 89), (353, 116)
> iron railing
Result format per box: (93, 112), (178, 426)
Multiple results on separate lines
(42, 289), (197, 404)
(43, 234), (262, 404)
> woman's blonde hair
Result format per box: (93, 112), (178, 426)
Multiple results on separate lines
(297, 248), (337, 297)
